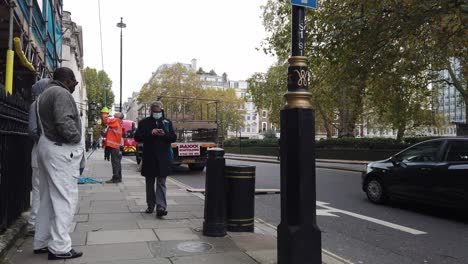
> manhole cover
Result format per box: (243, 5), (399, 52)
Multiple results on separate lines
(177, 241), (213, 253)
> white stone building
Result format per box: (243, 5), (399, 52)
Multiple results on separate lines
(61, 11), (87, 144)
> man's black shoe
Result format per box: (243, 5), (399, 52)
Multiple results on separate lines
(145, 206), (154, 214)
(156, 209), (168, 217)
(48, 248), (83, 260)
(33, 247), (49, 254)
(105, 179), (116, 184)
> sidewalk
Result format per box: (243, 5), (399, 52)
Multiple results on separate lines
(3, 149), (351, 264)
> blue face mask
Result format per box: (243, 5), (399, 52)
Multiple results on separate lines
(152, 112), (162, 119)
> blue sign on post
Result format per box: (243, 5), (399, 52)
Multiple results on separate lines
(291, 0), (317, 9)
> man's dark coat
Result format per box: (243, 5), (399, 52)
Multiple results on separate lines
(134, 116), (177, 178)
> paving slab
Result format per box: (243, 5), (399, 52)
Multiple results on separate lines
(171, 252), (258, 264)
(137, 219), (193, 229)
(73, 214), (89, 223)
(91, 200), (132, 207)
(85, 192), (126, 200)
(140, 211), (194, 220)
(80, 204), (130, 214)
(134, 199), (178, 206)
(167, 205), (204, 212)
(155, 228), (200, 241)
(230, 234), (277, 251)
(79, 258), (172, 264)
(70, 231), (87, 246)
(148, 238), (240, 258)
(66, 242), (154, 263)
(69, 222), (77, 232)
(75, 220), (139, 232)
(87, 229), (158, 245)
(171, 197), (204, 205)
(90, 185), (121, 192)
(245, 249), (277, 264)
(88, 212), (144, 222)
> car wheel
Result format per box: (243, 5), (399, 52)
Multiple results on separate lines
(365, 178), (387, 204)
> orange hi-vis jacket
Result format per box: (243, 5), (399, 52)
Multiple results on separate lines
(102, 115), (123, 150)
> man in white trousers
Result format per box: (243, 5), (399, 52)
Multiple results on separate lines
(33, 67), (84, 260)
(27, 78), (50, 234)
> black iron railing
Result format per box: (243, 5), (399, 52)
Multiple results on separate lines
(0, 88), (32, 233)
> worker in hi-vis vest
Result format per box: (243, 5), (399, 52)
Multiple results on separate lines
(102, 109), (124, 183)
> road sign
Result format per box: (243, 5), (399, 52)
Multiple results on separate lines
(291, 0), (317, 9)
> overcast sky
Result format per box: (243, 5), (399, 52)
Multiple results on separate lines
(63, 0), (277, 105)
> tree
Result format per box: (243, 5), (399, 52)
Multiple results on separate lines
(258, 0), (466, 140)
(84, 67), (114, 126)
(247, 63), (287, 127)
(138, 63), (244, 138)
(201, 88), (244, 138)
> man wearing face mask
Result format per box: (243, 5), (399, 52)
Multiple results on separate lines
(33, 67), (85, 260)
(102, 112), (124, 183)
(135, 101), (177, 217)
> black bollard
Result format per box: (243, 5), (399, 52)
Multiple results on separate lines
(203, 148), (226, 237)
(225, 165), (256, 232)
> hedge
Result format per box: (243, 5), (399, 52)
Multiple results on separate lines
(223, 136), (443, 150)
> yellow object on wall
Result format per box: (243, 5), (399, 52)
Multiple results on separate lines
(5, 49), (14, 95)
(13, 37), (35, 72)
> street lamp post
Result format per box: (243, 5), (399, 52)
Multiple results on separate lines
(277, 4), (321, 264)
(117, 17), (126, 112)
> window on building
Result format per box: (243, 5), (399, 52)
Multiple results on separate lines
(247, 115), (250, 121)
(262, 111), (267, 118)
(262, 122), (267, 132)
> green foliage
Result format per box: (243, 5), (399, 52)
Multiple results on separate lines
(84, 67), (114, 126)
(224, 136), (443, 150)
(247, 63), (287, 127)
(257, 0), (467, 139)
(137, 63), (244, 138)
(262, 128), (277, 139)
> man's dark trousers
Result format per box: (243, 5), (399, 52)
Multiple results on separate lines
(110, 148), (122, 182)
(145, 176), (167, 211)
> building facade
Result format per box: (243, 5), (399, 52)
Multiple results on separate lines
(61, 10), (87, 144)
(435, 59), (466, 136)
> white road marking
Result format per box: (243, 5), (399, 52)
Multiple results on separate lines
(316, 201), (427, 235)
(316, 209), (340, 217)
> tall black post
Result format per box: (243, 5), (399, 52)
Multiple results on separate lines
(117, 17), (126, 112)
(277, 5), (322, 264)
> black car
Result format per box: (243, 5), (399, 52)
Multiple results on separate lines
(362, 138), (468, 210)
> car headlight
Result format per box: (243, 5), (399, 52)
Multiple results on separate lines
(366, 164), (373, 174)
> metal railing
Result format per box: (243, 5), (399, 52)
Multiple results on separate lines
(0, 87), (32, 232)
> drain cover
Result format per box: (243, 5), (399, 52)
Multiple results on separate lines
(177, 241), (213, 253)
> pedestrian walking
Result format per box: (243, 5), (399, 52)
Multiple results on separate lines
(27, 78), (50, 234)
(134, 101), (176, 217)
(102, 112), (124, 183)
(33, 67), (84, 260)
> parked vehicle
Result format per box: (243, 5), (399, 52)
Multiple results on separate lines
(136, 96), (219, 171)
(122, 120), (137, 155)
(362, 138), (468, 210)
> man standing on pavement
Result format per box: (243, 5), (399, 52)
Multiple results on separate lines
(102, 112), (124, 183)
(27, 78), (50, 234)
(135, 101), (177, 217)
(33, 67), (84, 260)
